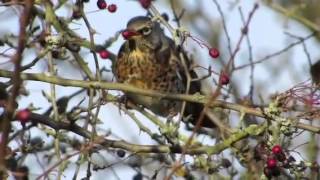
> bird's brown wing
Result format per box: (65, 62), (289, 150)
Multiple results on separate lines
(168, 41), (216, 128)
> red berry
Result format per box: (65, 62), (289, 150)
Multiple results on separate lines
(107, 4), (117, 13)
(97, 0), (107, 9)
(139, 0), (151, 9)
(121, 30), (139, 40)
(16, 109), (31, 124)
(266, 158), (277, 169)
(272, 145), (283, 155)
(98, 50), (110, 59)
(209, 48), (219, 58)
(219, 72), (230, 85)
(272, 145), (286, 162)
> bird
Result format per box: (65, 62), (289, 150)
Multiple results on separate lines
(114, 16), (215, 128)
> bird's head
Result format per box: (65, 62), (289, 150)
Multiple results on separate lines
(122, 16), (163, 50)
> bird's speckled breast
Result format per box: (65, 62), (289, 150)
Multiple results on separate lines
(115, 42), (184, 116)
(116, 46), (180, 92)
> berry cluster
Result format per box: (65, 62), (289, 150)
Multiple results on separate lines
(254, 143), (296, 178)
(96, 0), (117, 13)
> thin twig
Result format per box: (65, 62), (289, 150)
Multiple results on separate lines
(212, 0), (232, 56)
(239, 7), (255, 101)
(234, 32), (315, 70)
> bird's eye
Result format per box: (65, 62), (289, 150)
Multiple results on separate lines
(140, 27), (152, 35)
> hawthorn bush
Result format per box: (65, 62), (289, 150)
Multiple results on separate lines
(0, 0), (319, 179)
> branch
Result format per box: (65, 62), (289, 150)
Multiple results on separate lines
(234, 33), (314, 70)
(0, 0), (34, 171)
(26, 113), (267, 155)
(0, 69), (319, 133)
(265, 2), (320, 39)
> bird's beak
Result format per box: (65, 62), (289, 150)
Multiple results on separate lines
(121, 29), (140, 40)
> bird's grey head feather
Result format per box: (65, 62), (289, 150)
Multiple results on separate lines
(126, 16), (165, 50)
